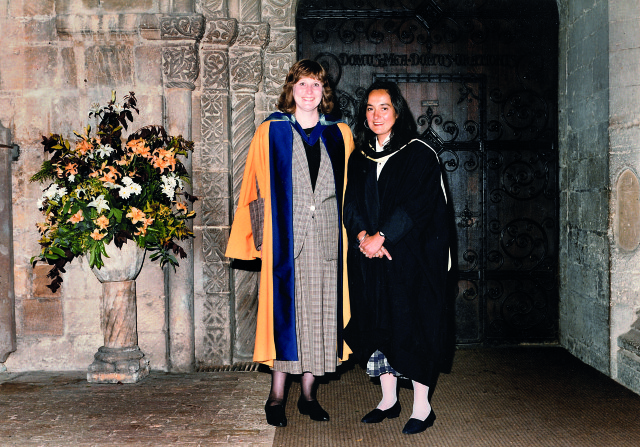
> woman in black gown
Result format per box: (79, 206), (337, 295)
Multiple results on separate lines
(343, 81), (450, 435)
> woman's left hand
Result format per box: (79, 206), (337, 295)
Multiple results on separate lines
(359, 232), (391, 260)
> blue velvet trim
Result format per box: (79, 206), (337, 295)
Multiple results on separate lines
(269, 120), (298, 361)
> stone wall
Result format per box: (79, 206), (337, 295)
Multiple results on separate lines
(1, 0), (172, 371)
(557, 0), (611, 375)
(608, 2), (640, 392)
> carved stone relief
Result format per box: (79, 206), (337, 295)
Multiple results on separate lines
(160, 15), (205, 40)
(202, 50), (229, 90)
(162, 44), (200, 89)
(229, 52), (264, 92)
(200, 92), (227, 166)
(202, 18), (238, 45)
(201, 0), (226, 19)
(263, 0), (295, 28)
(235, 23), (269, 47)
(263, 52), (295, 96)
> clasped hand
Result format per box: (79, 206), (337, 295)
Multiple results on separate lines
(357, 231), (392, 260)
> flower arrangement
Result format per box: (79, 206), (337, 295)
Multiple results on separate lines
(30, 91), (196, 292)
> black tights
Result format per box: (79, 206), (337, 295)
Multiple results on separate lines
(267, 370), (316, 405)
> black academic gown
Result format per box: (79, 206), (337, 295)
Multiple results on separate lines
(343, 138), (449, 386)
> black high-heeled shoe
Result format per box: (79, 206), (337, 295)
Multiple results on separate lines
(402, 409), (436, 434)
(297, 397), (330, 421)
(361, 400), (402, 423)
(264, 400), (287, 427)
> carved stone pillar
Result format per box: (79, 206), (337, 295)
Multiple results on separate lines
(142, 12), (204, 372)
(0, 123), (16, 368)
(228, 22), (269, 364)
(196, 18), (238, 366)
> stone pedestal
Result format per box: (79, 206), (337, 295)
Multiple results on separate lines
(87, 241), (149, 383)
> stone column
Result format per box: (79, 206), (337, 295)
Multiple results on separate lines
(228, 22), (269, 363)
(195, 18), (239, 366)
(161, 21), (202, 371)
(142, 11), (204, 372)
(0, 123), (16, 368)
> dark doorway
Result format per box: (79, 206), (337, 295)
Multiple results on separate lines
(297, 0), (559, 345)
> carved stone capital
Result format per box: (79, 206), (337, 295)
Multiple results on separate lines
(140, 14), (205, 41)
(161, 15), (205, 40)
(202, 18), (238, 46)
(163, 44), (199, 89)
(202, 50), (229, 90)
(235, 23), (270, 49)
(229, 50), (263, 92)
(266, 29), (296, 54)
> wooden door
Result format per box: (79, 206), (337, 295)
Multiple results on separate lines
(297, 0), (559, 344)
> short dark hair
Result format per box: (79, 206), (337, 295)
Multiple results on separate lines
(276, 59), (334, 114)
(353, 81), (417, 152)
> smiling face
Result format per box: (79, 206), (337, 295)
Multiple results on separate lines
(292, 76), (324, 116)
(366, 89), (398, 144)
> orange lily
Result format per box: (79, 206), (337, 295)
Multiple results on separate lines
(95, 215), (110, 230)
(126, 207), (146, 224)
(68, 210), (84, 224)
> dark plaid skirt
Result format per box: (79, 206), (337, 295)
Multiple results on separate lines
(366, 350), (405, 378)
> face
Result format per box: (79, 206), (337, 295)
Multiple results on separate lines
(292, 76), (324, 115)
(366, 89), (398, 143)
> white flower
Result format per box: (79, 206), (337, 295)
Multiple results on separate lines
(103, 182), (119, 189)
(44, 184), (61, 200)
(161, 185), (175, 199)
(113, 103), (124, 113)
(68, 174), (75, 183)
(57, 187), (68, 197)
(161, 175), (178, 199)
(119, 187), (132, 199)
(96, 144), (114, 158)
(37, 198), (44, 210)
(87, 195), (110, 214)
(161, 175), (177, 188)
(75, 187), (87, 199)
(128, 183), (142, 195)
(88, 103), (101, 116)
(118, 178), (142, 200)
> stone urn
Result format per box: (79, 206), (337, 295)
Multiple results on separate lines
(87, 239), (150, 383)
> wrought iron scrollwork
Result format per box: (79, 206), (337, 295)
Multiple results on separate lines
(499, 218), (548, 271)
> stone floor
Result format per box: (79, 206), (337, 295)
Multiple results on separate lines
(2, 347), (640, 446)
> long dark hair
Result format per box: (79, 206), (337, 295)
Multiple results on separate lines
(276, 59), (334, 114)
(353, 81), (417, 154)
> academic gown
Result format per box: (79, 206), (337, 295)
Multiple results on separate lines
(342, 139), (450, 386)
(225, 113), (354, 367)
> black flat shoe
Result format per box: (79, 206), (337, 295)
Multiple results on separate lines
(361, 400), (402, 423)
(297, 397), (330, 421)
(402, 410), (436, 434)
(264, 400), (287, 427)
